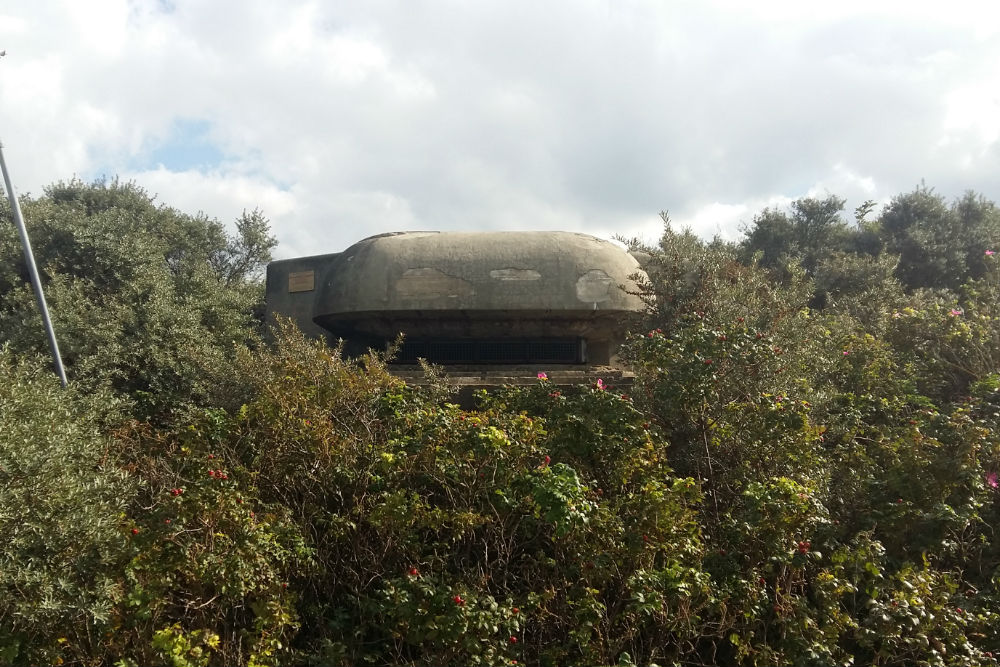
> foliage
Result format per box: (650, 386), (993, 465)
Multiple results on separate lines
(205, 325), (707, 666)
(879, 189), (1000, 291)
(0, 348), (133, 666)
(109, 412), (310, 667)
(0, 178), (276, 420)
(2, 182), (1000, 664)
(739, 195), (851, 277)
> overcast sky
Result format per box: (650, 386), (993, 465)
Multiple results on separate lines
(2, 1), (998, 258)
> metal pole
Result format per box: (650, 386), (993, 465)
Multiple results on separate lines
(0, 139), (68, 386)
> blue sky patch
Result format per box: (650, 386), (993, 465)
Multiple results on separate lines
(146, 118), (225, 172)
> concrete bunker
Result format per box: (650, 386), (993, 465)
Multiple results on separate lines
(265, 231), (647, 374)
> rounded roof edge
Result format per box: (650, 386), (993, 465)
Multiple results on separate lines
(315, 231), (647, 318)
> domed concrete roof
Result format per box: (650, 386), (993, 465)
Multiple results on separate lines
(313, 231), (645, 326)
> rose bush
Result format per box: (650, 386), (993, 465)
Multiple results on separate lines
(2, 186), (1000, 665)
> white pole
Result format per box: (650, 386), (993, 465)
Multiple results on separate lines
(0, 140), (68, 387)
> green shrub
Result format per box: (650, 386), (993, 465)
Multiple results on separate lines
(0, 348), (133, 666)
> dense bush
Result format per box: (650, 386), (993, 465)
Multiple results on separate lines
(2, 182), (1000, 665)
(0, 179), (275, 420)
(0, 348), (133, 665)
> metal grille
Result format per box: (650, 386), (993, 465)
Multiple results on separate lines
(395, 338), (583, 364)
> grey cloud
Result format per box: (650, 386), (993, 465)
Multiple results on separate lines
(1, 0), (997, 256)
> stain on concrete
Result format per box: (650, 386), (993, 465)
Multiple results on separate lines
(397, 267), (476, 299)
(490, 268), (542, 281)
(575, 269), (614, 303)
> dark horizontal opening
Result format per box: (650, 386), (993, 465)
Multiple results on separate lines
(394, 338), (585, 365)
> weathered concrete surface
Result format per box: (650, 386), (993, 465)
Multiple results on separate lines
(316, 231), (644, 313)
(311, 231), (646, 344)
(264, 252), (340, 341)
(265, 231), (649, 365)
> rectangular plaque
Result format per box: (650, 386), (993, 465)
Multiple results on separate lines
(288, 270), (315, 293)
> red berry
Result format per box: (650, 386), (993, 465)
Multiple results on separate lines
(409, 567), (419, 576)
(512, 607), (520, 614)
(704, 359), (713, 365)
(453, 595), (465, 606)
(543, 455), (551, 466)
(759, 577), (766, 584)
(164, 519), (171, 524)
(509, 636), (518, 644)
(208, 470), (215, 477)
(130, 528), (139, 535)
(208, 454), (214, 459)
(282, 582), (288, 589)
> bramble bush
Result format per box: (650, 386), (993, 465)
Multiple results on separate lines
(93, 318), (998, 665)
(179, 324), (708, 666)
(2, 184), (1000, 665)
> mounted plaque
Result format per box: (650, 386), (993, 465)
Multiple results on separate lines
(288, 270), (315, 293)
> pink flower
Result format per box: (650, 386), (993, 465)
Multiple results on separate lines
(949, 308), (963, 317)
(987, 472), (998, 489)
(985, 250), (995, 256)
(537, 372), (548, 380)
(842, 351), (849, 356)
(595, 378), (606, 391)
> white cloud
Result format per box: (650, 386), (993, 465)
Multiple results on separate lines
(121, 166), (296, 237)
(1, 0), (998, 257)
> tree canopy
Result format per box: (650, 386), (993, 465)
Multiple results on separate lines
(0, 178), (275, 418)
